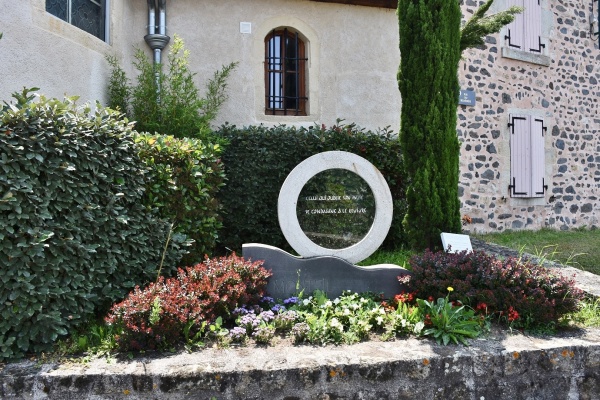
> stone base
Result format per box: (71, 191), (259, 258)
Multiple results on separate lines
(242, 243), (411, 300)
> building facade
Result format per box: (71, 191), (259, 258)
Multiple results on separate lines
(1, 0), (598, 233)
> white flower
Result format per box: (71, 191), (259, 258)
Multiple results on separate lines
(360, 298), (368, 303)
(351, 303), (359, 310)
(400, 319), (407, 328)
(414, 321), (425, 334)
(376, 316), (384, 325)
(303, 299), (310, 306)
(330, 318), (344, 332)
(333, 298), (341, 305)
(324, 301), (333, 308)
(343, 308), (350, 316)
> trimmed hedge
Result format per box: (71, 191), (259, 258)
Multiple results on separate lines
(215, 123), (406, 253)
(0, 91), (187, 360)
(135, 133), (226, 263)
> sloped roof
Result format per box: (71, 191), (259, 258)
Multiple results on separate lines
(310, 0), (396, 9)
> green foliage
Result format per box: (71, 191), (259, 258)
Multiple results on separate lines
(106, 35), (237, 139)
(398, 0), (462, 251)
(460, 0), (523, 52)
(0, 89), (187, 360)
(567, 297), (600, 328)
(417, 291), (484, 345)
(135, 133), (226, 263)
(105, 55), (130, 114)
(287, 291), (387, 345)
(216, 122), (407, 253)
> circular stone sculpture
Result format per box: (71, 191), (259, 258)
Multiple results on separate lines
(278, 151), (393, 264)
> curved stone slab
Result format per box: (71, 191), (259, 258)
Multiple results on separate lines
(242, 243), (411, 300)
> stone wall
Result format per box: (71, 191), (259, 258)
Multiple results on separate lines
(457, 0), (600, 233)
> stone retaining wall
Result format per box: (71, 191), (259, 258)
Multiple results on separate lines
(2, 329), (600, 399)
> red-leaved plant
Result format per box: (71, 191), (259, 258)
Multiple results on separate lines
(105, 254), (271, 350)
(404, 250), (584, 328)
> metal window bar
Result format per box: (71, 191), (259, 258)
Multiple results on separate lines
(266, 29), (308, 115)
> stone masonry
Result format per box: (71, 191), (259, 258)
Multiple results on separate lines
(457, 0), (600, 233)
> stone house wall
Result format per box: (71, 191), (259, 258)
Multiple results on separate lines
(457, 0), (600, 233)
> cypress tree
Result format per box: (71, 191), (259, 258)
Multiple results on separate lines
(398, 0), (462, 250)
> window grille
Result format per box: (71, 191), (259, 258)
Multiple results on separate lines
(265, 28), (308, 116)
(46, 0), (106, 41)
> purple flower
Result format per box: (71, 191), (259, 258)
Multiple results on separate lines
(238, 312), (260, 332)
(232, 306), (250, 316)
(228, 327), (247, 342)
(283, 296), (299, 305)
(259, 310), (275, 322)
(271, 304), (286, 313)
(261, 296), (275, 304)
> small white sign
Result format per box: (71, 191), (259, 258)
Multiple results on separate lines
(240, 22), (251, 34)
(440, 233), (473, 253)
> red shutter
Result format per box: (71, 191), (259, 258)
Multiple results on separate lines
(505, 0), (524, 49)
(524, 0), (544, 53)
(530, 118), (546, 197)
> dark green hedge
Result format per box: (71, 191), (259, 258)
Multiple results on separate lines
(135, 133), (226, 264)
(215, 123), (407, 253)
(0, 92), (187, 360)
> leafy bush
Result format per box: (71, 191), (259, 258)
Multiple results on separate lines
(417, 288), (484, 345)
(405, 250), (585, 328)
(105, 254), (271, 351)
(107, 34), (237, 140)
(0, 90), (187, 360)
(135, 133), (226, 263)
(216, 122), (406, 253)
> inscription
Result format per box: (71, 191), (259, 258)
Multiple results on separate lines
(296, 168), (375, 249)
(304, 207), (367, 215)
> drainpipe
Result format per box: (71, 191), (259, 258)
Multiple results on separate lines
(144, 0), (170, 98)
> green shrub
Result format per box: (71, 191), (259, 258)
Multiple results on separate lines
(0, 90), (187, 360)
(406, 250), (585, 329)
(216, 122), (406, 253)
(107, 34), (237, 140)
(135, 133), (226, 263)
(105, 254), (271, 351)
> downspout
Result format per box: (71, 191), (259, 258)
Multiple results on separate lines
(144, 0), (170, 98)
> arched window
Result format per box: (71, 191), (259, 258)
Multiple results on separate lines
(265, 28), (308, 116)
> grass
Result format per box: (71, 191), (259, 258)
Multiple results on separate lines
(357, 248), (413, 268)
(474, 227), (600, 276)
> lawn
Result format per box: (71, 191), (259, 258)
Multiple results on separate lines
(475, 228), (600, 276)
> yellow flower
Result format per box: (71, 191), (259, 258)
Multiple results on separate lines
(447, 287), (454, 292)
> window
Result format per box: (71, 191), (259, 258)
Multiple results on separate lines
(265, 28), (308, 116)
(509, 114), (547, 198)
(46, 0), (106, 41)
(504, 0), (545, 53)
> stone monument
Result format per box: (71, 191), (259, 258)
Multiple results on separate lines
(242, 151), (411, 299)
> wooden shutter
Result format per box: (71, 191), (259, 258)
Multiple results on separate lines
(524, 0), (545, 53)
(505, 0), (524, 49)
(509, 114), (546, 198)
(530, 118), (546, 197)
(510, 114), (530, 197)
